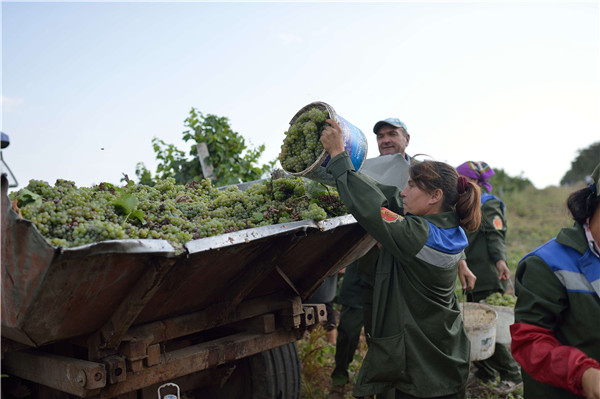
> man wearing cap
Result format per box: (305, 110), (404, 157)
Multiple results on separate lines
(373, 117), (411, 159)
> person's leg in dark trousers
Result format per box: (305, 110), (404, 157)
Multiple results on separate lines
(329, 246), (379, 396)
(475, 344), (521, 382)
(358, 246), (379, 338)
(331, 304), (363, 386)
(331, 260), (364, 387)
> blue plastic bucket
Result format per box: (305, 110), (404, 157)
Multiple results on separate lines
(283, 101), (368, 186)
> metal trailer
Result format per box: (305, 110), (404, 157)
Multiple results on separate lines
(1, 174), (375, 398)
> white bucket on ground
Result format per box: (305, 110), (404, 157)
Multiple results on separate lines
(459, 302), (498, 361)
(282, 101), (368, 186)
(482, 303), (514, 344)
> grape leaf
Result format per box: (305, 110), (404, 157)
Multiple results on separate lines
(113, 193), (139, 215)
(17, 189), (42, 208)
(306, 180), (328, 199)
(130, 209), (146, 225)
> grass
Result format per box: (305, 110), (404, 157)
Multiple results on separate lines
(298, 324), (366, 399)
(298, 183), (582, 399)
(504, 184), (575, 263)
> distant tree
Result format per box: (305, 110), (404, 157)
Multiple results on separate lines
(133, 108), (276, 187)
(134, 162), (154, 186)
(488, 168), (533, 197)
(560, 141), (600, 186)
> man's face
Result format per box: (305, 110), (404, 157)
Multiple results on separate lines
(376, 124), (410, 156)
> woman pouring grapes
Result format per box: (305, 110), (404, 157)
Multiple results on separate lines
(320, 119), (482, 399)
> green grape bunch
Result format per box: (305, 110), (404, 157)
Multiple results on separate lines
(8, 174), (348, 250)
(279, 107), (330, 173)
(484, 292), (517, 307)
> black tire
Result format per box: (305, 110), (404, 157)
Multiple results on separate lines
(249, 341), (301, 399)
(186, 341), (301, 399)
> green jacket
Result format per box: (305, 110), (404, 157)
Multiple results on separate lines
(338, 245), (379, 308)
(465, 192), (508, 296)
(513, 223), (600, 398)
(327, 153), (470, 397)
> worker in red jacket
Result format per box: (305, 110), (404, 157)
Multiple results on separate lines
(510, 162), (600, 398)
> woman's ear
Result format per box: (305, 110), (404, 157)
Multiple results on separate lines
(430, 188), (443, 205)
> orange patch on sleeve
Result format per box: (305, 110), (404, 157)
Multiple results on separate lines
(381, 207), (401, 223)
(493, 215), (503, 230)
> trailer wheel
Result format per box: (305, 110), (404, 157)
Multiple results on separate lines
(248, 341), (301, 399)
(188, 341), (301, 399)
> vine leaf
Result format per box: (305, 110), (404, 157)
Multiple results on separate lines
(17, 189), (42, 208)
(113, 193), (146, 224)
(113, 193), (138, 214)
(130, 209), (146, 224)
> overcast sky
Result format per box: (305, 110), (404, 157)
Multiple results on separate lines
(2, 1), (599, 191)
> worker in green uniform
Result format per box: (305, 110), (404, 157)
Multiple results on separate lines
(329, 120), (477, 399)
(510, 162), (600, 399)
(456, 161), (522, 393)
(321, 119), (482, 399)
(329, 117), (412, 398)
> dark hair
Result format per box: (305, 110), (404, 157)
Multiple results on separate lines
(567, 185), (600, 225)
(410, 160), (482, 232)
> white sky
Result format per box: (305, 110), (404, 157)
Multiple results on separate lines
(1, 1), (599, 191)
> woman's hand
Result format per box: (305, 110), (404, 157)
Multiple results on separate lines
(496, 259), (511, 281)
(458, 259), (477, 291)
(320, 119), (345, 158)
(582, 367), (600, 399)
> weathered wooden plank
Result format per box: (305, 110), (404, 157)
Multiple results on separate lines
(98, 257), (177, 351)
(119, 293), (295, 346)
(3, 350), (106, 396)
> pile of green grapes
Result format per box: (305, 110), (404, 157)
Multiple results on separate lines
(8, 174), (348, 249)
(484, 292), (517, 307)
(279, 107), (330, 173)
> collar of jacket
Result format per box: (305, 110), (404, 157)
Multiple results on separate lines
(556, 223), (588, 255)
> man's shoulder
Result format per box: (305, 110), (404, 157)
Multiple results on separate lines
(361, 154), (410, 187)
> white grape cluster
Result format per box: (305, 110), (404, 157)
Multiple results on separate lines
(9, 175), (348, 250)
(484, 292), (517, 307)
(279, 107), (329, 173)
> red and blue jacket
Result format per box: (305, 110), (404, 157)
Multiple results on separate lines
(511, 223), (600, 398)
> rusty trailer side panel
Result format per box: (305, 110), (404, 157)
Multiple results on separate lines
(1, 174), (375, 397)
(2, 206), (372, 348)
